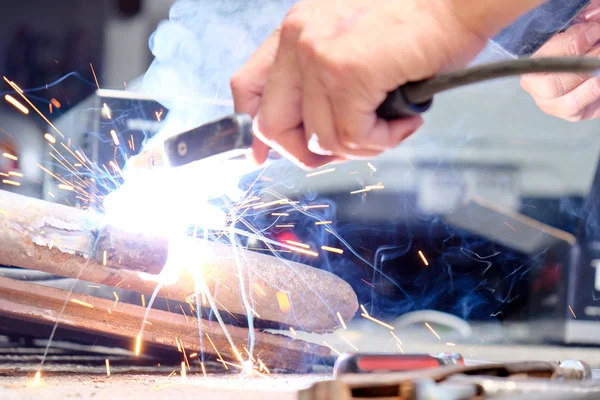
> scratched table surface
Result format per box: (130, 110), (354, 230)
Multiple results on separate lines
(3, 320), (600, 399)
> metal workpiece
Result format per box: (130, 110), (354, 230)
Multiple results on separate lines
(559, 360), (593, 380)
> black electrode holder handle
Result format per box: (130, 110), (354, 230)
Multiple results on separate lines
(376, 85), (433, 120)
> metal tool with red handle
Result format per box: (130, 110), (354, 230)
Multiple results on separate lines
(333, 352), (465, 376)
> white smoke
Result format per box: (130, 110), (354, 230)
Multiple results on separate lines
(144, 0), (296, 140)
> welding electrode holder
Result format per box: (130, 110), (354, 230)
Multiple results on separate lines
(163, 113), (254, 168)
(376, 83), (433, 120)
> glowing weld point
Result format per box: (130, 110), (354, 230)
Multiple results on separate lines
(32, 370), (41, 387)
(336, 312), (347, 329)
(322, 246), (343, 254)
(4, 95), (29, 114)
(3, 152), (18, 161)
(135, 333), (142, 356)
(322, 341), (341, 356)
(3, 180), (20, 186)
(418, 250), (429, 266)
(58, 184), (74, 191)
(425, 322), (441, 340)
(276, 291), (291, 313)
(106, 359), (111, 377)
(110, 130), (120, 146)
(70, 298), (94, 308)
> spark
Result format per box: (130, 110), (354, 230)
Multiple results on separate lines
(253, 199), (288, 209)
(286, 245), (318, 257)
(367, 162), (377, 172)
(58, 184), (74, 191)
(336, 312), (347, 329)
(360, 304), (369, 315)
(397, 342), (405, 353)
(70, 298), (94, 308)
(103, 103), (112, 120)
(272, 212), (289, 216)
(32, 371), (41, 387)
(306, 168), (335, 177)
(4, 78), (64, 137)
(366, 185), (384, 190)
(3, 152), (18, 161)
(322, 341), (341, 356)
(156, 110), (163, 121)
(322, 245), (343, 254)
(107, 308), (112, 314)
(418, 250), (429, 266)
(350, 188), (371, 194)
(44, 134), (56, 144)
(391, 331), (402, 345)
(276, 291), (291, 313)
(361, 313), (395, 330)
(316, 221), (332, 225)
(3, 180), (20, 186)
(48, 192), (55, 199)
(0, 172), (7, 177)
(242, 346), (256, 362)
(569, 305), (577, 318)
(340, 335), (358, 351)
(180, 362), (187, 379)
(276, 224), (295, 228)
(141, 294), (146, 307)
(504, 221), (517, 232)
(90, 63), (100, 89)
(105, 359), (111, 377)
(258, 359), (270, 374)
(205, 333), (228, 370)
(253, 284), (266, 296)
(285, 240), (310, 249)
(50, 98), (61, 108)
(200, 362), (207, 377)
(446, 342), (456, 346)
(425, 322), (441, 339)
(113, 291), (119, 307)
(4, 95), (29, 114)
(88, 285), (100, 288)
(135, 333), (142, 356)
(110, 130), (120, 146)
(303, 204), (329, 210)
(131, 134), (135, 151)
(289, 327), (297, 336)
(8, 171), (23, 177)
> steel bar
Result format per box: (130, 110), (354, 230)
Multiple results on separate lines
(0, 190), (358, 332)
(0, 276), (329, 372)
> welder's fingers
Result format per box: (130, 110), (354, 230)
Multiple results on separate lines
(580, 1), (600, 22)
(254, 9), (333, 169)
(533, 75), (600, 121)
(520, 23), (600, 99)
(230, 28), (281, 165)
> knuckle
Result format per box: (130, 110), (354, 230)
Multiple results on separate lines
(280, 4), (306, 36)
(562, 34), (587, 57)
(589, 77), (600, 99)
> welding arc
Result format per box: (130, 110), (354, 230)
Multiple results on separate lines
(404, 57), (600, 104)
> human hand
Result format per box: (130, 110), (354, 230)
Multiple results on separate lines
(230, 0), (490, 168)
(521, 1), (600, 121)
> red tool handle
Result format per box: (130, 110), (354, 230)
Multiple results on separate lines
(333, 353), (464, 376)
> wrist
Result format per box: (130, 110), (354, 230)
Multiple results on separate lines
(439, 0), (547, 39)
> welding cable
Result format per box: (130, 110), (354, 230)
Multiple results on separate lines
(403, 57), (600, 105)
(392, 310), (473, 339)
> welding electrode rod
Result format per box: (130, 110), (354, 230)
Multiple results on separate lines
(403, 57), (600, 104)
